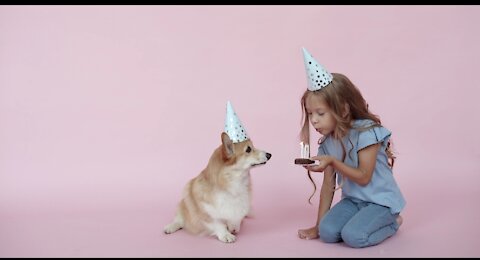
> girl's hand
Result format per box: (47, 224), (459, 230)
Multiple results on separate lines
(303, 155), (334, 172)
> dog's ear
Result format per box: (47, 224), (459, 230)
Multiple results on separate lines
(221, 132), (234, 160)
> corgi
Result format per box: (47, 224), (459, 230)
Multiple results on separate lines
(164, 132), (271, 243)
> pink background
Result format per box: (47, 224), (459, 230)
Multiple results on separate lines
(1, 5), (479, 257)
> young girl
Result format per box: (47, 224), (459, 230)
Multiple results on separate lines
(296, 48), (406, 248)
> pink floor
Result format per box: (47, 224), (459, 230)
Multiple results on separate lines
(1, 161), (479, 257)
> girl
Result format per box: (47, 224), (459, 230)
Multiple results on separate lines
(296, 48), (406, 248)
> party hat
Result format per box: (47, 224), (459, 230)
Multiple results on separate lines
(302, 47), (333, 91)
(224, 101), (249, 143)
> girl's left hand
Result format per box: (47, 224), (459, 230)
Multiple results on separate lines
(303, 155), (334, 172)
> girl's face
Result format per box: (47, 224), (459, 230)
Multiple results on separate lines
(305, 94), (336, 136)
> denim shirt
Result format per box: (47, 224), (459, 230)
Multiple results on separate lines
(318, 119), (406, 214)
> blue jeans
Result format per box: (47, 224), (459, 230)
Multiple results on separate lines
(318, 197), (400, 248)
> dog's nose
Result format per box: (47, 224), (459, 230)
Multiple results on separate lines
(266, 153), (272, 160)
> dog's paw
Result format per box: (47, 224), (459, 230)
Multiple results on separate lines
(227, 222), (241, 234)
(218, 232), (236, 243)
(163, 223), (182, 234)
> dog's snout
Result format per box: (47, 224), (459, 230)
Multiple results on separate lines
(266, 153), (272, 160)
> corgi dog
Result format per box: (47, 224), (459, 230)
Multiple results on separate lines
(164, 132), (271, 243)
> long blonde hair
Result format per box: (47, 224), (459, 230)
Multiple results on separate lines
(299, 73), (396, 204)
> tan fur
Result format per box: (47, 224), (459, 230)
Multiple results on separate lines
(164, 132), (271, 243)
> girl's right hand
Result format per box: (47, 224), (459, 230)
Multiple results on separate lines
(303, 163), (323, 172)
(303, 155), (333, 172)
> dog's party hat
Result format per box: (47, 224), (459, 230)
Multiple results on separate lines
(225, 101), (249, 143)
(302, 47), (333, 91)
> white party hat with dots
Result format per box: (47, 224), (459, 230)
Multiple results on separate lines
(302, 47), (333, 91)
(225, 101), (249, 143)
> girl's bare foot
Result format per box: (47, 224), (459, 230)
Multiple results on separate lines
(396, 215), (403, 226)
(298, 226), (319, 240)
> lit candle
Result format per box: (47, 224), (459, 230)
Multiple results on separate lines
(300, 142), (310, 158)
(300, 142), (304, 158)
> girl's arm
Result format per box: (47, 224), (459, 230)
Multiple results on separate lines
(298, 165), (335, 240)
(306, 143), (381, 186)
(316, 165), (336, 225)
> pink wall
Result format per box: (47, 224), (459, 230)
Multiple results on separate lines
(1, 5), (479, 257)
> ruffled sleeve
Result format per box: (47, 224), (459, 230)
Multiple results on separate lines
(357, 124), (392, 151)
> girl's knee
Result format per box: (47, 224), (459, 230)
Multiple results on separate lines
(319, 222), (341, 243)
(341, 227), (368, 248)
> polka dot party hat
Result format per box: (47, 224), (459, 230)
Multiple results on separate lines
(225, 101), (249, 143)
(302, 47), (333, 91)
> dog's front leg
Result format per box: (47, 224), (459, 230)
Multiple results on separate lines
(227, 220), (242, 234)
(207, 221), (236, 243)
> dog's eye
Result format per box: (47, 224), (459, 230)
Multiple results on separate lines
(246, 146), (252, 153)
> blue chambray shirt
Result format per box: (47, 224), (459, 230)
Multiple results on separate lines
(318, 119), (406, 214)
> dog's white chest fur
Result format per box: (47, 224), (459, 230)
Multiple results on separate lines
(204, 170), (251, 221)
